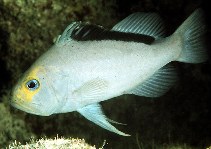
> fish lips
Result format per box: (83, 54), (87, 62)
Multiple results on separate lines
(10, 99), (50, 116)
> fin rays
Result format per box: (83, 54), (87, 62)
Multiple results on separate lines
(77, 103), (130, 136)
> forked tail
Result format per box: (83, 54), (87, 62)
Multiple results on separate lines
(175, 9), (208, 63)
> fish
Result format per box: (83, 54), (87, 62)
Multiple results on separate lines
(11, 8), (208, 136)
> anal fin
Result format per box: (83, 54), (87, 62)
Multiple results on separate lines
(127, 64), (178, 97)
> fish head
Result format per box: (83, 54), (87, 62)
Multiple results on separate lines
(11, 65), (68, 116)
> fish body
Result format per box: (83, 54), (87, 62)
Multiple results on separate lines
(11, 9), (208, 136)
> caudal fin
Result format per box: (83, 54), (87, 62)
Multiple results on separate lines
(175, 9), (208, 63)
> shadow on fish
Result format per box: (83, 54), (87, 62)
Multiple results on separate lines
(11, 8), (208, 136)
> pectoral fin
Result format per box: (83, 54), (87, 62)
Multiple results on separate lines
(77, 103), (130, 136)
(73, 78), (109, 103)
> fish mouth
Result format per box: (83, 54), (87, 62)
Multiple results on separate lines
(11, 100), (36, 114)
(11, 100), (48, 116)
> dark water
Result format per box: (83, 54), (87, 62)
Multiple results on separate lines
(0, 0), (210, 148)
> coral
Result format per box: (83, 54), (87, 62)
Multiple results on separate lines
(0, 101), (34, 146)
(0, 0), (210, 148)
(8, 137), (97, 149)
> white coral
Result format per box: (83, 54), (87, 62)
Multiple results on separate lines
(8, 136), (97, 149)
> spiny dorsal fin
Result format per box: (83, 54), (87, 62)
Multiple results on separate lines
(56, 22), (80, 44)
(112, 12), (166, 39)
(56, 21), (154, 45)
(127, 64), (178, 97)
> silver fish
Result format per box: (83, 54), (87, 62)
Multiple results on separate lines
(11, 9), (208, 136)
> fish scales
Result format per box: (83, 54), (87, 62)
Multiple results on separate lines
(11, 9), (208, 136)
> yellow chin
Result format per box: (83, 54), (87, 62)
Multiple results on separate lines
(16, 84), (38, 102)
(16, 67), (42, 102)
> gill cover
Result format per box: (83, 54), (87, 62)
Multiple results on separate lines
(12, 66), (69, 116)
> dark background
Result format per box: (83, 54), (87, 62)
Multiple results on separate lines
(0, 0), (210, 148)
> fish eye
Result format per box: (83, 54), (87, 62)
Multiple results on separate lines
(26, 79), (39, 90)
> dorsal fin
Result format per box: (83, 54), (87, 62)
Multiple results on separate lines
(70, 23), (108, 41)
(56, 22), (80, 44)
(56, 21), (154, 45)
(112, 12), (166, 39)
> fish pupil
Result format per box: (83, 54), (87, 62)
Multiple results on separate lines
(26, 79), (39, 90)
(28, 82), (35, 88)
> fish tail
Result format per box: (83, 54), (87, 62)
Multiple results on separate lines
(175, 8), (208, 63)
